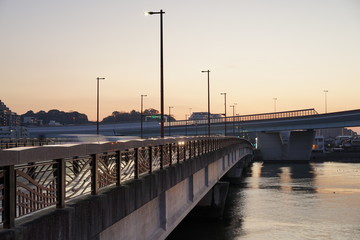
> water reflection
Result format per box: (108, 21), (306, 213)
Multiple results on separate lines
(167, 162), (360, 240)
(247, 162), (316, 194)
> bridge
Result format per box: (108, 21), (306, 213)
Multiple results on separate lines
(0, 136), (253, 239)
(26, 108), (360, 161)
(170, 108), (360, 161)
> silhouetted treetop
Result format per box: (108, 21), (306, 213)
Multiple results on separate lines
(21, 109), (88, 125)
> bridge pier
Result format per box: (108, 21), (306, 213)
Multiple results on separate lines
(186, 154), (253, 220)
(187, 181), (229, 220)
(257, 130), (315, 161)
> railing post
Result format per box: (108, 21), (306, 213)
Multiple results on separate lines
(184, 142), (187, 160)
(177, 143), (180, 163)
(189, 141), (192, 159)
(194, 141), (197, 157)
(56, 158), (65, 208)
(169, 144), (173, 166)
(195, 140), (198, 155)
(116, 151), (121, 186)
(149, 146), (153, 173)
(160, 145), (164, 169)
(3, 165), (15, 229)
(134, 148), (139, 179)
(91, 154), (98, 195)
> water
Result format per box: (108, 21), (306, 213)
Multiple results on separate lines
(167, 162), (360, 240)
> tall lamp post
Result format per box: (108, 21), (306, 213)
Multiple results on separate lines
(96, 77), (105, 135)
(201, 70), (211, 136)
(323, 90), (328, 113)
(230, 103), (236, 136)
(220, 92), (227, 136)
(168, 106), (174, 136)
(273, 98), (277, 112)
(140, 94), (147, 138)
(146, 9), (165, 138)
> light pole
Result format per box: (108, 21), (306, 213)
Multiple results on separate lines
(168, 106), (174, 136)
(230, 103), (236, 136)
(140, 94), (147, 138)
(146, 9), (165, 138)
(201, 70), (211, 136)
(220, 93), (227, 136)
(96, 77), (105, 135)
(273, 98), (277, 112)
(323, 90), (328, 113)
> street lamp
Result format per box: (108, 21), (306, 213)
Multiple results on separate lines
(230, 103), (237, 136)
(220, 93), (227, 136)
(168, 106), (174, 136)
(140, 94), (147, 138)
(273, 98), (277, 112)
(96, 77), (105, 135)
(323, 90), (328, 113)
(146, 9), (165, 138)
(201, 70), (211, 136)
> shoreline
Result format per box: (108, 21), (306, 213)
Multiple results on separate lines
(253, 149), (360, 163)
(310, 151), (360, 163)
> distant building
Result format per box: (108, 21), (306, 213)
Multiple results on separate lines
(23, 116), (43, 126)
(189, 112), (223, 120)
(48, 120), (62, 126)
(0, 100), (20, 126)
(317, 127), (356, 139)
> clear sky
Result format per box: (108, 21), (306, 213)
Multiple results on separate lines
(1, 0), (359, 124)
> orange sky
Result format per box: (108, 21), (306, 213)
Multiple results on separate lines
(1, 1), (359, 132)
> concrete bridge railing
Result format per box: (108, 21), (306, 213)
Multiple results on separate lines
(0, 136), (253, 239)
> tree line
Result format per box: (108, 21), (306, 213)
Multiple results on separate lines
(21, 108), (175, 125)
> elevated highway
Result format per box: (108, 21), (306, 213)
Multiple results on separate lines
(24, 109), (360, 161)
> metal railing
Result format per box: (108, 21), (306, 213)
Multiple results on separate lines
(0, 136), (248, 229)
(166, 108), (318, 127)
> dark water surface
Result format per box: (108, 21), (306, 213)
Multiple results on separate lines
(167, 162), (360, 240)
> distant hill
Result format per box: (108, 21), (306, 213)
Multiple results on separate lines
(21, 108), (176, 126)
(22, 109), (89, 125)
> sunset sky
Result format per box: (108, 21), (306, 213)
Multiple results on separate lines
(1, 0), (359, 124)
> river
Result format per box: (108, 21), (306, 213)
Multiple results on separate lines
(167, 161), (360, 240)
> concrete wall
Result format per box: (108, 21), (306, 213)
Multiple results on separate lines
(0, 143), (253, 240)
(257, 130), (315, 161)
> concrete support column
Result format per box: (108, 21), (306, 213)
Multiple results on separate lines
(225, 161), (244, 178)
(288, 130), (315, 161)
(257, 130), (315, 161)
(257, 132), (283, 160)
(189, 181), (230, 219)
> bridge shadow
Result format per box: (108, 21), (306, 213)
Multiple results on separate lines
(167, 177), (248, 240)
